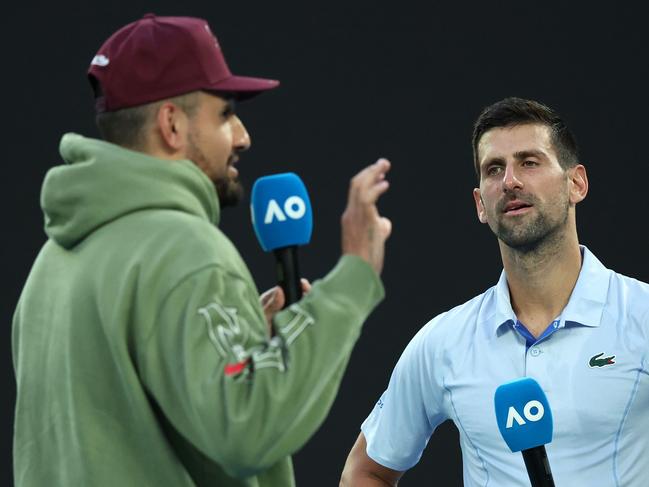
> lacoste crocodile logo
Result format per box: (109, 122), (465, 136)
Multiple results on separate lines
(589, 352), (616, 368)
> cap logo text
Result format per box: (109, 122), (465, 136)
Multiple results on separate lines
(91, 55), (110, 67)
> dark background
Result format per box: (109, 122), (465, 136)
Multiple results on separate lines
(4, 1), (649, 485)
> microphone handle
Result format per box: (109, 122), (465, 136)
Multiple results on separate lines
(273, 246), (302, 307)
(521, 446), (555, 487)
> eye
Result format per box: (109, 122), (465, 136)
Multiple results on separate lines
(522, 160), (538, 167)
(485, 165), (503, 176)
(220, 100), (236, 119)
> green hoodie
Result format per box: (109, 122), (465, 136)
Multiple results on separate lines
(13, 134), (384, 486)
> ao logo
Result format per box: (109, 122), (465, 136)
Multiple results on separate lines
(264, 196), (307, 224)
(506, 400), (545, 428)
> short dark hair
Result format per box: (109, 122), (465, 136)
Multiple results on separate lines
(472, 97), (579, 178)
(95, 90), (201, 150)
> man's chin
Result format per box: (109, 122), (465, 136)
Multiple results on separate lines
(215, 180), (245, 208)
(500, 235), (544, 253)
(496, 222), (561, 253)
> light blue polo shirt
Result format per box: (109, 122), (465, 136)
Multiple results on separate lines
(362, 246), (649, 486)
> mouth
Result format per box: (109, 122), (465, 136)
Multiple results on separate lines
(502, 200), (533, 215)
(227, 155), (240, 177)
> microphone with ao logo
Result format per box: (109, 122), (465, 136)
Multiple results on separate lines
(494, 377), (556, 487)
(251, 173), (313, 306)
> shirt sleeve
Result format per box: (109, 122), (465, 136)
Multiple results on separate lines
(361, 314), (449, 471)
(137, 254), (383, 478)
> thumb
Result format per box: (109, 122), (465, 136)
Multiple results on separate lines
(379, 216), (392, 239)
(263, 286), (285, 318)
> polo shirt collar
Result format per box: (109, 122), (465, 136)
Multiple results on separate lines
(491, 245), (612, 335)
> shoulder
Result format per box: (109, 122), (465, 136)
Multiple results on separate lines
(582, 247), (649, 321)
(131, 209), (242, 266)
(111, 209), (255, 295)
(382, 288), (497, 405)
(406, 287), (496, 357)
(145, 208), (227, 244)
(610, 269), (649, 296)
(608, 269), (649, 321)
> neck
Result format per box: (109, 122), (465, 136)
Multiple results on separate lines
(500, 228), (582, 336)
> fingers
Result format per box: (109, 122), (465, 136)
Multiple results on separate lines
(261, 286), (285, 323)
(349, 159), (391, 204)
(261, 281), (312, 329)
(262, 280), (310, 314)
(341, 158), (392, 275)
(357, 158), (391, 182)
(260, 286), (278, 307)
(352, 158), (391, 189)
(365, 178), (390, 204)
(300, 278), (312, 294)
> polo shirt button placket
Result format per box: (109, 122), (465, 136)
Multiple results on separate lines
(530, 347), (541, 357)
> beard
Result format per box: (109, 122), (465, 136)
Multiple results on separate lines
(213, 174), (245, 209)
(186, 134), (244, 209)
(490, 191), (570, 253)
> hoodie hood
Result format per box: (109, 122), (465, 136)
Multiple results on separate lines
(42, 133), (220, 248)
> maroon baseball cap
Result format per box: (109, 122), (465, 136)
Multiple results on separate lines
(88, 13), (279, 112)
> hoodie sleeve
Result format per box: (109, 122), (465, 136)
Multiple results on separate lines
(137, 254), (383, 478)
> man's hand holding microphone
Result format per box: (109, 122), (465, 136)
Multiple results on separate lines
(258, 158), (392, 325)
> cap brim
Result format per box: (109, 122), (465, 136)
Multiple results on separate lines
(208, 75), (280, 100)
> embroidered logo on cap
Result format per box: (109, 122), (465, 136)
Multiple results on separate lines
(204, 23), (219, 47)
(588, 352), (616, 368)
(91, 55), (110, 67)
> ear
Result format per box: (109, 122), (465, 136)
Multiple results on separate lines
(155, 102), (190, 154)
(473, 188), (488, 224)
(568, 164), (588, 205)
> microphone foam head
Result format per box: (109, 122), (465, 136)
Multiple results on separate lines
(250, 172), (313, 251)
(494, 377), (553, 452)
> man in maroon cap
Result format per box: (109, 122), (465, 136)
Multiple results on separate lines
(13, 14), (392, 486)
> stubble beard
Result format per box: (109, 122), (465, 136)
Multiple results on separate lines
(213, 173), (244, 209)
(492, 192), (570, 255)
(186, 134), (244, 209)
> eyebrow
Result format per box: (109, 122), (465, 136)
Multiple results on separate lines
(512, 149), (546, 160)
(480, 149), (547, 169)
(224, 98), (236, 115)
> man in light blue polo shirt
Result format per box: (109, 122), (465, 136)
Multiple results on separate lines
(340, 97), (649, 486)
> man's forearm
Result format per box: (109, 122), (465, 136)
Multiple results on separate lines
(340, 472), (397, 487)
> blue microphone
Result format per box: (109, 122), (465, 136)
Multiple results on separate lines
(494, 377), (555, 487)
(251, 173), (313, 305)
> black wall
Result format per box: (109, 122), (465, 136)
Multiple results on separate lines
(5, 1), (649, 485)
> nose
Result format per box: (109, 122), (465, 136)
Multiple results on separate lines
(231, 115), (251, 152)
(502, 163), (523, 192)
